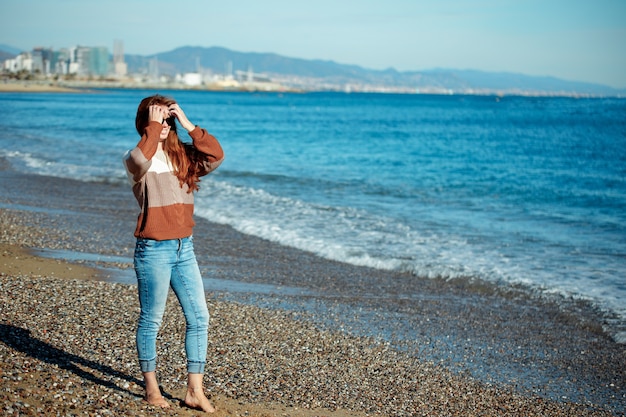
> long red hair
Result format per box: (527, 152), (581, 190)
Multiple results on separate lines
(135, 94), (204, 192)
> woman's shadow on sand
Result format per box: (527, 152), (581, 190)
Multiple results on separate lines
(0, 324), (173, 401)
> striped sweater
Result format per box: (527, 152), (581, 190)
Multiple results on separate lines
(123, 121), (224, 240)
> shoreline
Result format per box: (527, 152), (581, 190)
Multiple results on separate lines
(2, 79), (624, 98)
(0, 237), (620, 416)
(1, 164), (625, 415)
(0, 81), (84, 93)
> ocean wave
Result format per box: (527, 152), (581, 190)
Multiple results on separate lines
(196, 179), (521, 280)
(0, 149), (128, 184)
(195, 178), (626, 338)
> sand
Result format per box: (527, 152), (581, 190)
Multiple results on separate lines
(0, 81), (83, 93)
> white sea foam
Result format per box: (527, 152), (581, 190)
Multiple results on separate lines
(195, 177), (626, 339)
(196, 180), (529, 281)
(1, 149), (127, 183)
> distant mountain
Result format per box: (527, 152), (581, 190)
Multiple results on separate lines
(0, 50), (15, 63)
(127, 46), (376, 82)
(123, 46), (624, 96)
(0, 44), (23, 55)
(0, 44), (20, 63)
(422, 69), (622, 96)
(2, 43), (623, 96)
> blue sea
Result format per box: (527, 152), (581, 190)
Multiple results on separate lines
(1, 90), (625, 341)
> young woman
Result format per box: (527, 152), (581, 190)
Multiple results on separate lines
(123, 94), (224, 412)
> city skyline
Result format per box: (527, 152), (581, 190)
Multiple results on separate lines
(1, 0), (625, 89)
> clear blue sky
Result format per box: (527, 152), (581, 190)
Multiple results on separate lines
(1, 0), (625, 88)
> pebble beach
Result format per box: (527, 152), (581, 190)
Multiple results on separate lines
(1, 160), (625, 416)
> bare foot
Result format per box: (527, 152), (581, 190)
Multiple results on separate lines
(142, 371), (170, 408)
(184, 387), (216, 413)
(145, 390), (170, 409)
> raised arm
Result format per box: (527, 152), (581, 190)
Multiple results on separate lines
(169, 102), (225, 175)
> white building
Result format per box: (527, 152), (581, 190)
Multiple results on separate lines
(179, 72), (203, 86)
(3, 53), (33, 72)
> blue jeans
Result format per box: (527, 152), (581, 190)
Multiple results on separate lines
(133, 236), (209, 374)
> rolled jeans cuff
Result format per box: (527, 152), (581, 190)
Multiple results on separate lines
(188, 361), (206, 374)
(139, 358), (157, 373)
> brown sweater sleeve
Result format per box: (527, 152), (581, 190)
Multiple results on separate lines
(188, 126), (225, 175)
(124, 121), (162, 183)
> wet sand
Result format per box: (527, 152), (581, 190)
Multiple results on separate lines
(1, 161), (624, 416)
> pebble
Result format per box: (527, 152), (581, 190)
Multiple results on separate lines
(0, 272), (618, 417)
